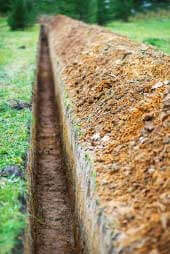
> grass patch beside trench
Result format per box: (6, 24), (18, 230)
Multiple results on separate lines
(0, 18), (38, 253)
(106, 16), (170, 55)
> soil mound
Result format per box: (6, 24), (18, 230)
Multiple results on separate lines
(48, 16), (170, 254)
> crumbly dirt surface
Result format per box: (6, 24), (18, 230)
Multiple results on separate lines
(33, 32), (76, 254)
(48, 16), (170, 253)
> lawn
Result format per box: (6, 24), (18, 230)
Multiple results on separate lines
(106, 12), (170, 55)
(0, 18), (38, 253)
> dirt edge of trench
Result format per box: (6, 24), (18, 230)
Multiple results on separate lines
(24, 26), (82, 254)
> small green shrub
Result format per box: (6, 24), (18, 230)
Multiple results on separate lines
(7, 0), (36, 30)
(143, 37), (167, 48)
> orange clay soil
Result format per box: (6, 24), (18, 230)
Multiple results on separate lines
(48, 16), (170, 253)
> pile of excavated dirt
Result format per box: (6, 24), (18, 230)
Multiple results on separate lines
(48, 16), (170, 253)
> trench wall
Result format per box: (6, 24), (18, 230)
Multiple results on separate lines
(24, 28), (42, 254)
(48, 34), (118, 254)
(48, 43), (114, 254)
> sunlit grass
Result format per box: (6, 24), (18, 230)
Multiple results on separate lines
(0, 17), (39, 253)
(0, 180), (26, 254)
(106, 16), (170, 54)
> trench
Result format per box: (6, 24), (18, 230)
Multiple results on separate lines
(30, 27), (79, 254)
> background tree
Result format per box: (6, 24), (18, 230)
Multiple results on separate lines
(57, 0), (77, 19)
(75, 0), (98, 23)
(7, 0), (37, 30)
(97, 0), (109, 25)
(2, 0), (170, 28)
(0, 0), (11, 13)
(109, 0), (135, 22)
(88, 0), (98, 23)
(57, 0), (98, 24)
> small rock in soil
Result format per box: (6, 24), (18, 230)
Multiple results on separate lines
(164, 80), (170, 85)
(151, 81), (164, 90)
(9, 100), (31, 110)
(91, 132), (100, 141)
(144, 121), (155, 132)
(163, 136), (170, 144)
(148, 166), (155, 174)
(0, 165), (23, 178)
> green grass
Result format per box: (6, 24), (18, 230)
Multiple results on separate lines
(0, 180), (26, 253)
(0, 18), (38, 253)
(106, 15), (170, 55)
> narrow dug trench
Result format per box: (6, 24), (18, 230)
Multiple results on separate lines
(31, 28), (78, 254)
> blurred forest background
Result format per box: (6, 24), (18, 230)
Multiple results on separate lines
(0, 0), (170, 27)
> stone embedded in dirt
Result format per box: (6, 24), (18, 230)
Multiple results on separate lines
(149, 250), (159, 254)
(163, 94), (170, 109)
(9, 100), (31, 110)
(161, 213), (170, 230)
(160, 192), (170, 205)
(139, 136), (147, 144)
(163, 136), (170, 144)
(164, 80), (170, 85)
(0, 165), (23, 178)
(110, 163), (120, 172)
(140, 45), (149, 52)
(101, 135), (110, 143)
(151, 81), (164, 90)
(91, 132), (100, 141)
(148, 166), (155, 174)
(144, 121), (155, 132)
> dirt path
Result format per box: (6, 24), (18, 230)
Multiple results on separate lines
(33, 30), (76, 254)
